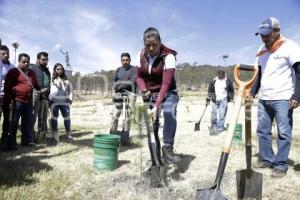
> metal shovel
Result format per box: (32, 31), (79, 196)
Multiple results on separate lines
(194, 98), (210, 131)
(236, 99), (262, 200)
(121, 94), (130, 146)
(196, 64), (258, 200)
(143, 95), (166, 188)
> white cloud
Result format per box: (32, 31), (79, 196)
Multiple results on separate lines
(0, 1), (128, 73)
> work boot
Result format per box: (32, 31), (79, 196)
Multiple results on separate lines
(162, 145), (181, 164)
(53, 131), (60, 145)
(65, 131), (73, 142)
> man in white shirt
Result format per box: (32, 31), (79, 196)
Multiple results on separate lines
(251, 17), (300, 178)
(207, 68), (234, 134)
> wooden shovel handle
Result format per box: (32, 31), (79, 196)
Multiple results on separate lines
(223, 64), (258, 153)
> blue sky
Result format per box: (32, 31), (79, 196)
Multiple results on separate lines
(1, 0), (300, 74)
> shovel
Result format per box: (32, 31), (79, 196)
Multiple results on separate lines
(196, 64), (258, 200)
(194, 98), (210, 131)
(236, 99), (262, 200)
(143, 95), (166, 188)
(120, 94), (130, 146)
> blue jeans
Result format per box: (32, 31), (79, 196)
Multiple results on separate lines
(257, 99), (293, 171)
(50, 102), (71, 133)
(12, 101), (34, 145)
(162, 91), (179, 145)
(149, 90), (179, 146)
(211, 98), (228, 131)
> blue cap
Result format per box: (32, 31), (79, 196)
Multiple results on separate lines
(255, 17), (280, 36)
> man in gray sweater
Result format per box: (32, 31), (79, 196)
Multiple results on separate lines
(110, 53), (136, 133)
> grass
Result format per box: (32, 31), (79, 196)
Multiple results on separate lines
(1, 93), (300, 200)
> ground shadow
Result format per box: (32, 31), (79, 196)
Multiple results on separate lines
(288, 158), (295, 166)
(68, 131), (93, 138)
(0, 155), (53, 186)
(168, 154), (196, 180)
(0, 144), (45, 157)
(70, 138), (93, 147)
(0, 147), (80, 186)
(117, 160), (130, 168)
(130, 134), (148, 140)
(294, 164), (300, 171)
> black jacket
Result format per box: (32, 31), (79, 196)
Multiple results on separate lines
(208, 77), (234, 102)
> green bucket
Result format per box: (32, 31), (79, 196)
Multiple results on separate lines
(227, 123), (243, 142)
(93, 134), (121, 171)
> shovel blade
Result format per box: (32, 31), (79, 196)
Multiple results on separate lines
(150, 142), (161, 167)
(194, 122), (200, 131)
(120, 130), (130, 146)
(236, 169), (263, 200)
(196, 187), (229, 200)
(150, 166), (167, 188)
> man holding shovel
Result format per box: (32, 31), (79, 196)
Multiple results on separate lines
(207, 67), (234, 134)
(110, 53), (137, 134)
(251, 17), (300, 178)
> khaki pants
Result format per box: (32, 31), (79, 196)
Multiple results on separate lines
(33, 99), (49, 143)
(110, 93), (136, 133)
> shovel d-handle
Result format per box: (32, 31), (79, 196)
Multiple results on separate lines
(234, 64), (259, 98)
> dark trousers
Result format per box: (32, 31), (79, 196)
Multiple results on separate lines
(11, 101), (34, 145)
(1, 106), (11, 144)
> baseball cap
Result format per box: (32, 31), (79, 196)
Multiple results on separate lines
(255, 17), (280, 36)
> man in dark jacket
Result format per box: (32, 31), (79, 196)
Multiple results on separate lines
(110, 52), (136, 133)
(30, 52), (51, 143)
(207, 68), (234, 134)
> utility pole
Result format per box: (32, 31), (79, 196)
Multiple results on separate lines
(11, 42), (20, 66)
(222, 55), (229, 75)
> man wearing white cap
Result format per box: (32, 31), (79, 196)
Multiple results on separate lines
(251, 17), (300, 178)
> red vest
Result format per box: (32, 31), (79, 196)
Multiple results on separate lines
(139, 44), (177, 93)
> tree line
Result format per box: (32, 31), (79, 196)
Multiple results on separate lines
(68, 63), (253, 95)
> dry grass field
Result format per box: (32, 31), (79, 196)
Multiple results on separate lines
(1, 91), (300, 200)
